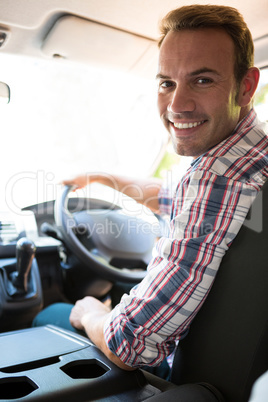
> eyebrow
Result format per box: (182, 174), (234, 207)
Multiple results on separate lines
(189, 67), (221, 77)
(155, 73), (170, 80)
(156, 67), (221, 80)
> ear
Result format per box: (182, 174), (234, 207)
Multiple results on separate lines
(237, 67), (260, 107)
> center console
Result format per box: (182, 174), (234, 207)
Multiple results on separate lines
(0, 238), (43, 332)
(0, 325), (171, 401)
(0, 325), (223, 401)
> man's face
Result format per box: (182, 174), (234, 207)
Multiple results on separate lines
(157, 28), (243, 158)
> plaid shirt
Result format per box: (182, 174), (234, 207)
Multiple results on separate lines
(104, 109), (268, 368)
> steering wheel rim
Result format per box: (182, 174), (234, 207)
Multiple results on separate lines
(54, 185), (151, 283)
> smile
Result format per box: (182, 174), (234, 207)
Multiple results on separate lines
(173, 121), (205, 129)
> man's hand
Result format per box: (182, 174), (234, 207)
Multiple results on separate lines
(62, 174), (91, 189)
(62, 173), (162, 213)
(69, 296), (135, 371)
(70, 296), (111, 331)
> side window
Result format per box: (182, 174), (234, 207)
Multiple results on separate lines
(255, 67), (268, 122)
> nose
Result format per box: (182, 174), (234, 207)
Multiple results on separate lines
(168, 84), (196, 114)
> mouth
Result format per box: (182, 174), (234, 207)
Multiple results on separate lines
(173, 120), (206, 129)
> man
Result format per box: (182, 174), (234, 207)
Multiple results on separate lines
(33, 5), (268, 374)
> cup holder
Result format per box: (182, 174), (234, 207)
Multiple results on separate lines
(61, 359), (109, 379)
(0, 376), (38, 400)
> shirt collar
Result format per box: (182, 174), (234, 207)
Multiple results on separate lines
(190, 108), (258, 168)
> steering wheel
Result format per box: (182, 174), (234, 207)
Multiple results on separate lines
(54, 185), (161, 283)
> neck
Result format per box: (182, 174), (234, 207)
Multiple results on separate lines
(239, 105), (252, 122)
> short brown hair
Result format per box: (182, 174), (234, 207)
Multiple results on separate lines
(158, 5), (254, 84)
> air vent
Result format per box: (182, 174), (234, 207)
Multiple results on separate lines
(0, 29), (9, 49)
(0, 220), (18, 244)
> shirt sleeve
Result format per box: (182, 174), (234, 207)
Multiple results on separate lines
(158, 184), (173, 216)
(103, 170), (258, 368)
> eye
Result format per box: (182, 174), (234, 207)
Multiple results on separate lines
(196, 77), (213, 85)
(161, 80), (173, 87)
(158, 80), (175, 91)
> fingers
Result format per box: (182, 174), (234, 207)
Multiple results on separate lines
(69, 296), (110, 330)
(62, 174), (89, 189)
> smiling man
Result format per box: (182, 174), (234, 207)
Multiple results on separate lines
(33, 5), (268, 377)
(157, 27), (255, 158)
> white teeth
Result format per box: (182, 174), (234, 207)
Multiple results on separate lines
(174, 121), (204, 129)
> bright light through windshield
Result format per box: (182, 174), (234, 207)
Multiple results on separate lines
(1, 55), (267, 214)
(0, 54), (166, 211)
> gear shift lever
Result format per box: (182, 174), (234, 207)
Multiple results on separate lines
(12, 237), (36, 293)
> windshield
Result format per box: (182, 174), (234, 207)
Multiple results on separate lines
(0, 54), (166, 211)
(1, 55), (268, 213)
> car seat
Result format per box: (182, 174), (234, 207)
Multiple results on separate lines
(168, 179), (268, 401)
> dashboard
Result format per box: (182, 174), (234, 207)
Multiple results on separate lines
(0, 197), (117, 258)
(0, 209), (60, 258)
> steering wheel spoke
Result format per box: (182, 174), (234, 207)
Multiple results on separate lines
(54, 185), (159, 283)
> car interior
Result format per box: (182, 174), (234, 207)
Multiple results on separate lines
(0, 1), (267, 401)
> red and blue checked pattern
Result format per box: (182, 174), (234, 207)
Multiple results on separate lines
(104, 109), (268, 368)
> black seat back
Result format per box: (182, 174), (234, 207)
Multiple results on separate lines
(171, 180), (268, 402)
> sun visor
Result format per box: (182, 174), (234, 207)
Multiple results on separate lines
(42, 15), (158, 77)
